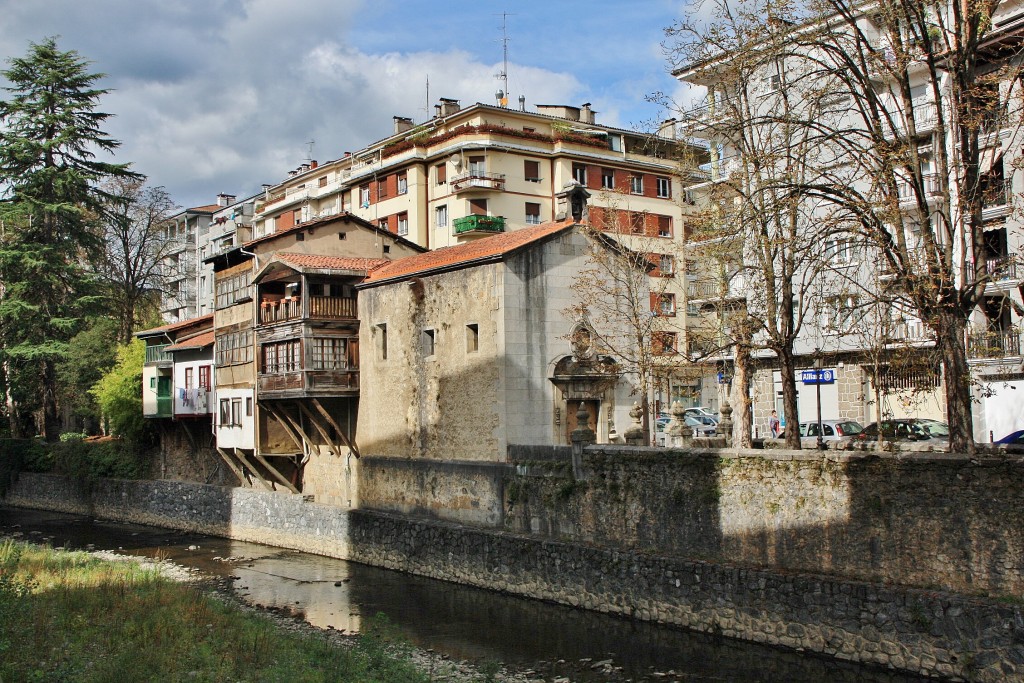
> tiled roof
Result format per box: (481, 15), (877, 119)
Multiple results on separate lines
(363, 219), (577, 284)
(165, 330), (215, 352)
(274, 253), (389, 272)
(189, 204), (222, 213)
(243, 212), (426, 253)
(135, 313), (214, 339)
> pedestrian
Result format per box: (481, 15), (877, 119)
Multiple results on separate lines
(769, 410), (781, 438)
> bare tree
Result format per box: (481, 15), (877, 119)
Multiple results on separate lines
(97, 178), (179, 341)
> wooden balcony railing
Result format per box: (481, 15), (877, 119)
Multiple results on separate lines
(259, 297), (301, 324)
(310, 295), (356, 319)
(450, 171), (506, 193)
(145, 344), (171, 364)
(258, 369), (359, 395)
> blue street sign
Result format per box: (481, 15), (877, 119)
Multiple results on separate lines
(800, 369), (835, 384)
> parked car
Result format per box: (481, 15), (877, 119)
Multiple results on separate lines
(656, 414), (717, 436)
(685, 407), (718, 420)
(856, 419), (948, 442)
(995, 429), (1024, 445)
(798, 420), (864, 440)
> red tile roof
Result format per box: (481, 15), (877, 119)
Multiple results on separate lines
(189, 204), (222, 213)
(135, 313), (214, 339)
(274, 252), (390, 272)
(165, 330), (215, 352)
(363, 219), (577, 285)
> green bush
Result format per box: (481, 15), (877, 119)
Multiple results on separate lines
(51, 438), (149, 485)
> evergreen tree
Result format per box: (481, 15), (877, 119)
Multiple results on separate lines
(0, 37), (139, 440)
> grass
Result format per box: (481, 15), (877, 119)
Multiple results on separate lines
(0, 539), (432, 683)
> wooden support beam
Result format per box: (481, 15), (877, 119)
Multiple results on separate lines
(296, 402), (343, 458)
(262, 403), (305, 453)
(216, 447), (249, 487)
(310, 398), (360, 458)
(234, 449), (273, 491)
(272, 405), (318, 457)
(253, 452), (299, 494)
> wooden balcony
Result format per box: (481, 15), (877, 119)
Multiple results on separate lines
(258, 368), (359, 397)
(450, 171), (506, 193)
(145, 344), (172, 365)
(259, 296), (357, 324)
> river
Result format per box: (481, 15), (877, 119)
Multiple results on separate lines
(0, 506), (937, 682)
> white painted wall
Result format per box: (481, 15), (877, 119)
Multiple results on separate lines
(215, 387), (255, 450)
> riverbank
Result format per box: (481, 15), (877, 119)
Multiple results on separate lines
(0, 537), (528, 683)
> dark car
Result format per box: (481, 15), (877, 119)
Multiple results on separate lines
(857, 419), (947, 442)
(995, 429), (1024, 445)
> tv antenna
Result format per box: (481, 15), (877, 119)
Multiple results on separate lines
(305, 139), (315, 162)
(495, 12), (513, 107)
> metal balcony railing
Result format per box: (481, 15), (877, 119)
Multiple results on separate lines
(981, 254), (1018, 281)
(450, 171), (506, 193)
(981, 178), (1013, 209)
(453, 215), (505, 235)
(967, 327), (1022, 359)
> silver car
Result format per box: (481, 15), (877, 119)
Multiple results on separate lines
(798, 420), (864, 441)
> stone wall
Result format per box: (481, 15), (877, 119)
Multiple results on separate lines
(506, 446), (1024, 597)
(348, 509), (1021, 683)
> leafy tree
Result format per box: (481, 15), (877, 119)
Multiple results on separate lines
(97, 179), (179, 342)
(56, 317), (119, 434)
(90, 338), (151, 445)
(0, 37), (140, 441)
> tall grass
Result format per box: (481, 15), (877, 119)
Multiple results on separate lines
(0, 540), (432, 682)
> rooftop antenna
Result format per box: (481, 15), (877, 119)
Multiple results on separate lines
(305, 139), (315, 162)
(425, 75), (430, 119)
(495, 12), (513, 107)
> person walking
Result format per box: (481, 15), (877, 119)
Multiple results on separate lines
(768, 410), (781, 438)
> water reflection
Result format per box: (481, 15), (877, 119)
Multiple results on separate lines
(0, 507), (935, 683)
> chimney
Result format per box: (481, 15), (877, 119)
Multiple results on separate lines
(658, 118), (678, 139)
(310, 160), (318, 169)
(288, 170), (298, 177)
(439, 97), (461, 117)
(518, 95), (526, 111)
(394, 116), (414, 134)
(217, 193), (236, 207)
(580, 102), (595, 124)
(343, 151), (351, 158)
(300, 163), (311, 173)
(434, 104), (442, 118)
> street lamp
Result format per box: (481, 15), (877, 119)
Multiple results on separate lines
(814, 348), (824, 450)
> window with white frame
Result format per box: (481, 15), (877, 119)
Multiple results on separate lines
(525, 202), (541, 225)
(630, 174), (644, 194)
(658, 254), (675, 276)
(397, 172), (408, 194)
(311, 337), (348, 370)
(825, 237), (856, 263)
(656, 293), (676, 316)
(656, 176), (671, 198)
(359, 184), (370, 206)
(435, 205), (448, 228)
(572, 163), (587, 185)
(601, 168), (615, 189)
(397, 212), (409, 236)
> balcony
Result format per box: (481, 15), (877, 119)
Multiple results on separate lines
(896, 173), (941, 204)
(968, 327), (1021, 359)
(981, 178), (1013, 219)
(450, 171), (506, 193)
(453, 214), (505, 235)
(259, 295), (357, 324)
(258, 368), (359, 397)
(688, 279), (721, 301)
(153, 396), (173, 418)
(980, 254), (1019, 283)
(145, 344), (172, 365)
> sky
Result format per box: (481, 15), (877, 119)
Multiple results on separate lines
(0, 0), (698, 209)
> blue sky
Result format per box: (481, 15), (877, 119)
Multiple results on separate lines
(0, 0), (694, 208)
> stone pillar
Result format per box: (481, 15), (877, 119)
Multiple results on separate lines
(718, 400), (734, 447)
(623, 402), (645, 446)
(667, 400), (687, 448)
(570, 402), (595, 479)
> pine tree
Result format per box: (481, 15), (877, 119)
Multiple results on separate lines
(0, 37), (140, 440)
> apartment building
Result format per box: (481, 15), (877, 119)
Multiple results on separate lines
(671, 2), (1024, 442)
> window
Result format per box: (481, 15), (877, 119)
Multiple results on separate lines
(630, 174), (644, 195)
(397, 212), (409, 236)
(318, 175), (328, 188)
(653, 331), (678, 355)
(184, 367), (194, 390)
(525, 202), (541, 225)
(261, 340), (301, 374)
(230, 398), (242, 426)
(215, 329), (253, 366)
(466, 324), (479, 353)
(215, 268), (253, 309)
(219, 399), (230, 426)
(311, 337), (348, 370)
(378, 218), (389, 231)
(359, 184), (370, 207)
(397, 172), (408, 194)
(608, 134), (622, 152)
(657, 215), (673, 238)
(523, 126), (535, 133)
(245, 397), (253, 416)
(601, 168), (615, 189)
(377, 177), (387, 199)
(422, 328), (436, 357)
(683, 189), (696, 206)
(825, 237), (856, 263)
(572, 163), (587, 185)
(377, 323), (388, 360)
(469, 198), (488, 215)
(655, 293), (676, 316)
(658, 254), (675, 276)
(198, 365), (211, 391)
(436, 164), (447, 185)
(656, 176), (671, 198)
(524, 160), (541, 182)
(764, 60), (784, 92)
(468, 156), (485, 176)
(435, 205), (448, 228)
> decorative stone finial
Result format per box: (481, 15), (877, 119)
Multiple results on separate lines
(624, 402), (644, 445)
(570, 402), (596, 445)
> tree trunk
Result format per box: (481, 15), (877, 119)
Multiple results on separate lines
(778, 349), (802, 449)
(733, 333), (753, 448)
(3, 360), (24, 439)
(937, 312), (975, 454)
(42, 359), (60, 442)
